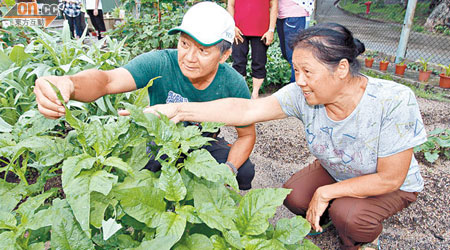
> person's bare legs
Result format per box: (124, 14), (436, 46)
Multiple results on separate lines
(251, 77), (264, 99)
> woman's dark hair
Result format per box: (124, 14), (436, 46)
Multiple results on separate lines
(290, 23), (366, 76)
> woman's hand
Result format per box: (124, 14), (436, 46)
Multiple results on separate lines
(234, 27), (244, 44)
(118, 103), (182, 122)
(306, 187), (331, 232)
(261, 30), (274, 46)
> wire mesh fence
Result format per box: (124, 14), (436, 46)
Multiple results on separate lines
(314, 0), (450, 65)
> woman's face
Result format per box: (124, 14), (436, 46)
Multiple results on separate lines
(292, 48), (341, 106)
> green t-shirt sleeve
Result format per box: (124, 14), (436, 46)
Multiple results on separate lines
(122, 50), (168, 89)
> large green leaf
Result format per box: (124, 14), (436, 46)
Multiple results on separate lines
(0, 49), (13, 70)
(61, 154), (96, 185)
(124, 103), (161, 137)
(113, 172), (166, 226)
(50, 199), (95, 250)
(31, 136), (76, 168)
(63, 170), (95, 238)
(274, 217), (310, 245)
(103, 156), (132, 174)
(127, 236), (177, 250)
(184, 149), (238, 191)
(9, 45), (31, 65)
(89, 170), (118, 196)
(26, 208), (54, 231)
(28, 242), (46, 250)
(296, 239), (321, 250)
(16, 190), (54, 224)
(235, 188), (291, 236)
(179, 125), (213, 153)
(173, 234), (213, 250)
(125, 141), (149, 172)
(133, 77), (159, 108)
(84, 117), (130, 157)
(223, 229), (243, 249)
(0, 117), (12, 132)
(0, 180), (27, 212)
(175, 205), (202, 224)
(0, 211), (17, 230)
(193, 180), (236, 232)
(150, 211), (186, 243)
(90, 192), (113, 229)
(180, 169), (195, 201)
(210, 235), (230, 250)
(159, 162), (186, 202)
(0, 231), (20, 250)
(200, 122), (223, 133)
(242, 237), (286, 250)
(63, 168), (117, 236)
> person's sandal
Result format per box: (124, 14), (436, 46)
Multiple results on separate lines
(307, 220), (333, 236)
(360, 238), (380, 250)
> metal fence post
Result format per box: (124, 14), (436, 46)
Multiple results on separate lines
(395, 0), (418, 63)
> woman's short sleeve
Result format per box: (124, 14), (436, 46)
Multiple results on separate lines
(378, 88), (427, 157)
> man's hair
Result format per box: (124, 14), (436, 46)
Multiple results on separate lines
(216, 40), (232, 55)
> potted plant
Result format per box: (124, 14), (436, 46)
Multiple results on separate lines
(379, 57), (389, 71)
(418, 57), (432, 82)
(438, 63), (450, 88)
(364, 51), (377, 68)
(395, 58), (407, 75)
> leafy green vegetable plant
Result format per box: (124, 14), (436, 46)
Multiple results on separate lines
(0, 80), (319, 249)
(0, 22), (131, 126)
(396, 57), (406, 66)
(438, 63), (450, 76)
(418, 56), (431, 72)
(414, 128), (450, 163)
(365, 50), (378, 60)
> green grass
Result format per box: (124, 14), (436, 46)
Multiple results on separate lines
(339, 0), (431, 25)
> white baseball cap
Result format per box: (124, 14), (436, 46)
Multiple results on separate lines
(168, 2), (235, 46)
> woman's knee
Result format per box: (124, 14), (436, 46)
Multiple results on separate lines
(282, 181), (309, 215)
(329, 198), (382, 243)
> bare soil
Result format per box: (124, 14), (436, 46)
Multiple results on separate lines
(221, 97), (450, 249)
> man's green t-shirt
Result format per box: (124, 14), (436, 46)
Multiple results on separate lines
(123, 49), (251, 105)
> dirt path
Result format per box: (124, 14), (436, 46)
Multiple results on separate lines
(221, 97), (450, 249)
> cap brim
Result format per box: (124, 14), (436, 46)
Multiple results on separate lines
(168, 27), (223, 47)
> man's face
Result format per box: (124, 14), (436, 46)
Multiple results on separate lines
(177, 33), (229, 84)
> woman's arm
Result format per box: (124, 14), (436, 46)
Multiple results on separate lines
(146, 95), (288, 126)
(306, 148), (413, 232)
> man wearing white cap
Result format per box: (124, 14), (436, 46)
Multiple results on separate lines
(34, 2), (256, 190)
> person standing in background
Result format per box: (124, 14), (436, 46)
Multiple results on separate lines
(227, 0), (278, 99)
(85, 0), (106, 40)
(62, 0), (83, 39)
(277, 0), (314, 82)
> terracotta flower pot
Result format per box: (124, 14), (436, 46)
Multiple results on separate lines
(365, 58), (374, 68)
(379, 61), (389, 71)
(418, 70), (432, 82)
(395, 64), (407, 75)
(439, 73), (450, 88)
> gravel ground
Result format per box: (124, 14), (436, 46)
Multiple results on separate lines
(220, 97), (450, 249)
